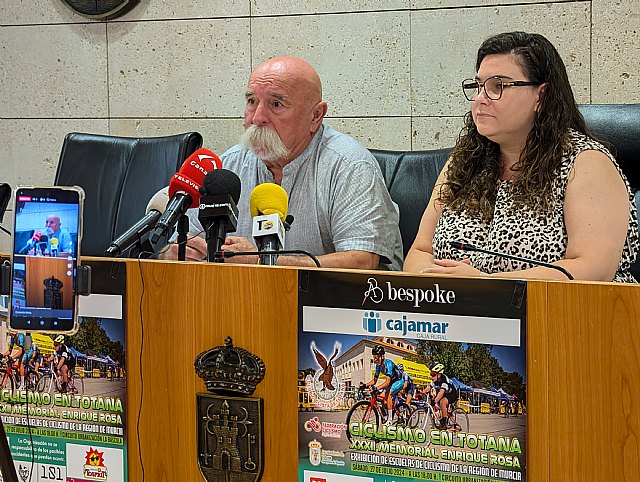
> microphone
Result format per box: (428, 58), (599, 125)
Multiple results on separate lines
(50, 237), (59, 257)
(19, 230), (42, 254)
(105, 188), (169, 257)
(150, 148), (222, 245)
(38, 234), (49, 256)
(283, 214), (294, 231)
(250, 184), (288, 266)
(197, 169), (242, 262)
(450, 241), (574, 280)
(0, 183), (11, 223)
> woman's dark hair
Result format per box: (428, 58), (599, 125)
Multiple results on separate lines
(440, 31), (592, 219)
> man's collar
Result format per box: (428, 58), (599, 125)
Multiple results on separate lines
(281, 124), (325, 172)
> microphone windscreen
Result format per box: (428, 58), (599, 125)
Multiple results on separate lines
(50, 238), (59, 247)
(39, 234), (49, 243)
(33, 231), (42, 242)
(200, 169), (242, 204)
(146, 187), (169, 214)
(168, 173), (201, 209)
(249, 183), (288, 221)
(168, 148), (222, 200)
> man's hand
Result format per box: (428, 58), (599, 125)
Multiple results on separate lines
(221, 236), (259, 265)
(159, 236), (208, 261)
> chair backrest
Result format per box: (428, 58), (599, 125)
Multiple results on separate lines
(54, 132), (203, 257)
(371, 104), (639, 278)
(578, 104), (640, 191)
(370, 148), (449, 257)
(579, 104), (640, 280)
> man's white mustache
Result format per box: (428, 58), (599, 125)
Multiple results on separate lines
(240, 125), (289, 161)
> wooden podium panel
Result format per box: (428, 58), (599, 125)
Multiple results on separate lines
(125, 260), (299, 481)
(121, 260), (639, 482)
(544, 282), (639, 481)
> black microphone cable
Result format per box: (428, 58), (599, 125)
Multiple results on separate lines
(131, 227), (205, 482)
(214, 249), (321, 267)
(134, 252), (147, 482)
(450, 241), (574, 280)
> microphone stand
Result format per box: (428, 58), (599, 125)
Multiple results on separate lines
(198, 194), (239, 264)
(177, 215), (189, 262)
(214, 250), (321, 268)
(212, 221), (228, 263)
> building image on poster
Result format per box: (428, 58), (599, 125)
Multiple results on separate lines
(298, 273), (527, 482)
(0, 290), (127, 482)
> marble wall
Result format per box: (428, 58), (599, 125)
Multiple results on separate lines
(0, 0), (638, 249)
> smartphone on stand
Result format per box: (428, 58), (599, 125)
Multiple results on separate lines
(8, 186), (84, 334)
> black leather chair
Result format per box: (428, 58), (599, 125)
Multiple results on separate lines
(370, 148), (449, 257)
(579, 104), (640, 192)
(370, 104), (640, 279)
(55, 132), (203, 257)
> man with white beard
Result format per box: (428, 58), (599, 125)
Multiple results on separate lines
(45, 214), (73, 256)
(167, 56), (402, 270)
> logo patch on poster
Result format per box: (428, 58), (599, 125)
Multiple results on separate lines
(306, 342), (345, 409)
(17, 464), (29, 482)
(309, 440), (322, 466)
(83, 448), (108, 480)
(362, 278), (457, 308)
(362, 278), (383, 305)
(304, 416), (322, 432)
(362, 311), (382, 333)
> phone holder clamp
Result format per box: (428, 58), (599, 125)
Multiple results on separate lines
(0, 260), (91, 296)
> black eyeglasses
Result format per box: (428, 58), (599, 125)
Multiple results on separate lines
(462, 76), (542, 101)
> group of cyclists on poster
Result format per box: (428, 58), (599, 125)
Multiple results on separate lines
(364, 344), (459, 430)
(1, 331), (76, 393)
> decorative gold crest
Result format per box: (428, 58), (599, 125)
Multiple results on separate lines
(195, 337), (265, 482)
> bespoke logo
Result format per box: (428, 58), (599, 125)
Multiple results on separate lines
(363, 279), (456, 308)
(362, 278), (383, 305)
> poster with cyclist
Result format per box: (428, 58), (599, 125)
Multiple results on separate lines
(298, 271), (527, 482)
(0, 260), (127, 482)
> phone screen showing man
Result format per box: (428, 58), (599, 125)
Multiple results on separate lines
(9, 187), (82, 332)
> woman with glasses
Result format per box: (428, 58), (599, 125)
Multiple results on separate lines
(404, 31), (638, 282)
